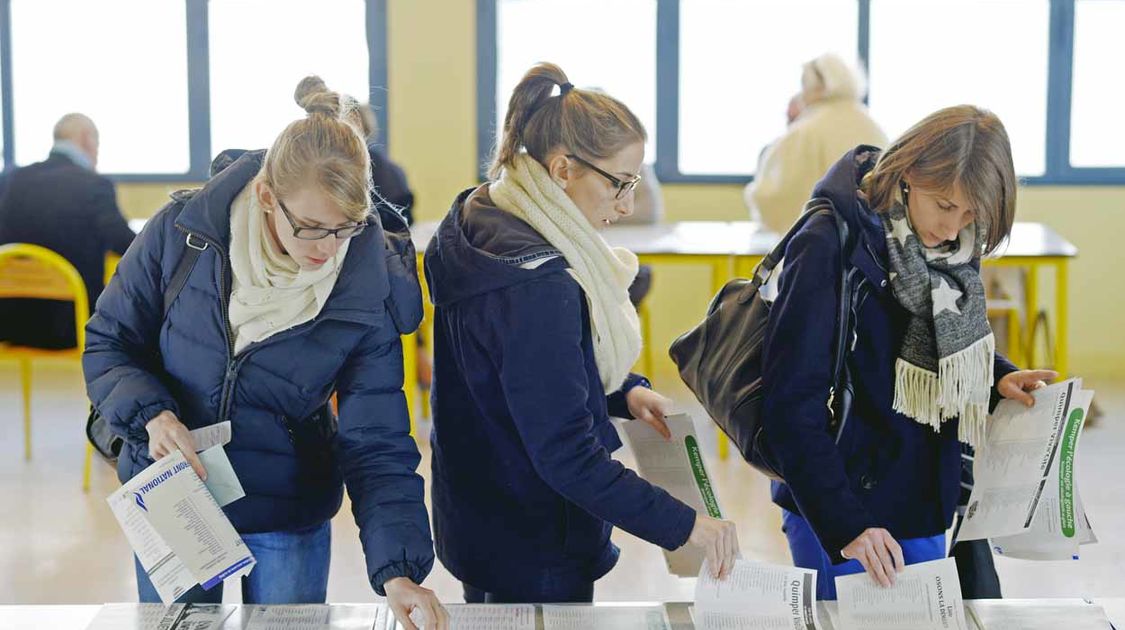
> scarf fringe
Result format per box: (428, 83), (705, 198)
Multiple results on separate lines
(892, 334), (995, 448)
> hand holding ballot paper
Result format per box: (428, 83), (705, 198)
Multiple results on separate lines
(694, 559), (821, 630)
(623, 413), (734, 578)
(107, 421), (254, 604)
(956, 379), (1096, 560)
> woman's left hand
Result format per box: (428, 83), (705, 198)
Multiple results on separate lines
(997, 370), (1059, 407)
(626, 386), (674, 440)
(385, 577), (447, 630)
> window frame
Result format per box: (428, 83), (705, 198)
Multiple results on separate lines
(0, 0), (390, 183)
(477, 0), (1125, 186)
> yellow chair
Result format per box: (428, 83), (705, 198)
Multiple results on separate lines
(0, 244), (92, 489)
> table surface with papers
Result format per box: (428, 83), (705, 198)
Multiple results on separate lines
(2, 599), (1121, 630)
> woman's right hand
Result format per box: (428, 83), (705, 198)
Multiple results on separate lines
(841, 527), (904, 587)
(688, 514), (740, 579)
(145, 410), (206, 480)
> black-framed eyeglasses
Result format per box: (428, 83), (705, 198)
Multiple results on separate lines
(567, 154), (641, 200)
(276, 198), (367, 241)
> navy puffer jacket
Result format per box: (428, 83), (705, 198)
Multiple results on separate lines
(83, 151), (433, 595)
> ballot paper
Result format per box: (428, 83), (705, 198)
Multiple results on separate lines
(441, 605), (535, 630)
(963, 599), (1113, 630)
(244, 604), (395, 630)
(989, 388), (1095, 560)
(542, 604), (671, 630)
(85, 603), (235, 630)
(108, 450), (256, 603)
(957, 379), (1093, 544)
(623, 413), (723, 576)
(834, 558), (967, 630)
(189, 421), (232, 452)
(693, 559), (821, 630)
(198, 445), (245, 508)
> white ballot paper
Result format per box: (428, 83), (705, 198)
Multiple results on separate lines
(964, 599), (1113, 630)
(543, 604), (671, 630)
(246, 605), (392, 630)
(85, 603), (235, 630)
(958, 380), (1095, 556)
(108, 450), (256, 604)
(834, 557), (967, 630)
(440, 605), (535, 630)
(623, 413), (723, 576)
(190, 421), (232, 452)
(693, 559), (821, 630)
(990, 388), (1095, 560)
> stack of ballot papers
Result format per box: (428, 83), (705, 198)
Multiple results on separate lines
(956, 379), (1097, 560)
(833, 558), (967, 630)
(623, 413), (724, 577)
(542, 604), (672, 629)
(245, 605), (396, 630)
(106, 421), (254, 604)
(693, 559), (822, 629)
(85, 604), (236, 630)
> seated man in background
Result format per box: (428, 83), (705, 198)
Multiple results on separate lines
(0, 113), (134, 349)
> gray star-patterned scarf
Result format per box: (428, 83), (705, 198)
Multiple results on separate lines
(880, 200), (994, 447)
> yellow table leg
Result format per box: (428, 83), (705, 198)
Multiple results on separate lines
(1025, 264), (1040, 368)
(83, 442), (93, 492)
(639, 299), (654, 378)
(21, 357), (32, 461)
(1054, 259), (1069, 379)
(402, 331), (418, 438)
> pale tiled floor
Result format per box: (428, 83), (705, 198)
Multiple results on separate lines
(1, 360), (1123, 605)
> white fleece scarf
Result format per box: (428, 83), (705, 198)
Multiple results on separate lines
(489, 153), (642, 392)
(228, 185), (349, 354)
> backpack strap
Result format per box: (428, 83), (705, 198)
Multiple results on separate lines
(162, 232), (208, 318)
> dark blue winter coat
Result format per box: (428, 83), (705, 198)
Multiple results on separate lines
(762, 146), (1019, 563)
(83, 150), (433, 595)
(423, 185), (696, 593)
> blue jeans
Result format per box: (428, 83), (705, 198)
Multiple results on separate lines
(782, 509), (946, 600)
(136, 521), (331, 604)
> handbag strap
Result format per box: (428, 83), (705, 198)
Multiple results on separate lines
(162, 232), (208, 318)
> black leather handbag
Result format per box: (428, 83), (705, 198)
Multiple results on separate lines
(668, 198), (865, 481)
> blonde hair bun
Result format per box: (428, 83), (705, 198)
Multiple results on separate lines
(295, 75), (340, 117)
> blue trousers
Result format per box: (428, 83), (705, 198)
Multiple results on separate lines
(136, 521), (331, 604)
(782, 509), (946, 600)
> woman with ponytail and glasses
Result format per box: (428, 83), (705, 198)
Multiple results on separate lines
(424, 63), (740, 604)
(84, 76), (446, 629)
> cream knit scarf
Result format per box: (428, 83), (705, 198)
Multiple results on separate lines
(490, 153), (642, 392)
(228, 185), (349, 354)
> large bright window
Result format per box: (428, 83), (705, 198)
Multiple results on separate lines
(209, 0), (369, 154)
(867, 0), (1050, 177)
(496, 0), (657, 161)
(1069, 0), (1125, 168)
(10, 0), (189, 173)
(678, 0), (858, 176)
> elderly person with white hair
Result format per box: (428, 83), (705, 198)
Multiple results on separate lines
(745, 53), (887, 233)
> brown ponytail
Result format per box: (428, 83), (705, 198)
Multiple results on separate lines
(489, 62), (646, 179)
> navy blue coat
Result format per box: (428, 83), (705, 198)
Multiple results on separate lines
(0, 152), (135, 348)
(762, 146), (1019, 563)
(83, 151), (433, 595)
(423, 186), (696, 593)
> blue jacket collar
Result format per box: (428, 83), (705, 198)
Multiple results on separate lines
(426, 185), (565, 308)
(810, 145), (891, 292)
